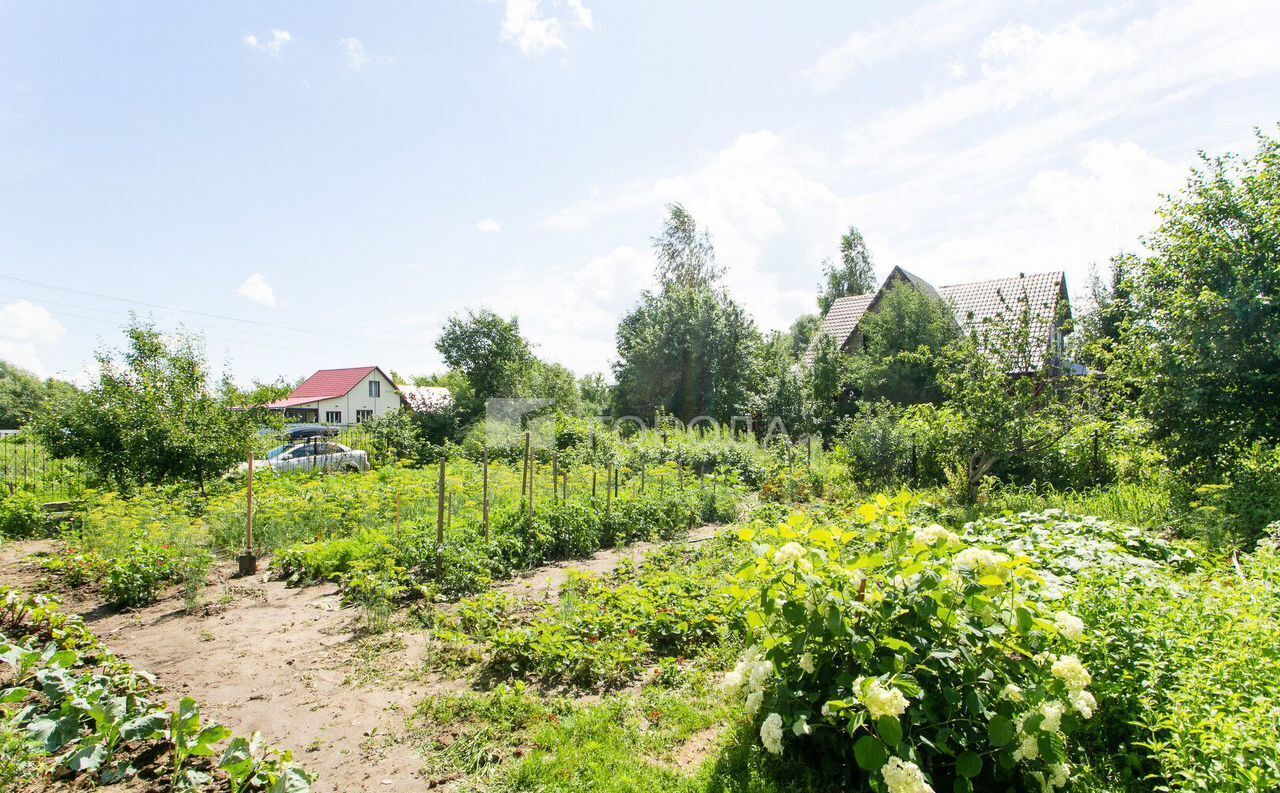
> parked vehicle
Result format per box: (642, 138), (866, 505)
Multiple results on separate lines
(236, 441), (369, 475)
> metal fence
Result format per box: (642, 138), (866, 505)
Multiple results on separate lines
(0, 437), (85, 503)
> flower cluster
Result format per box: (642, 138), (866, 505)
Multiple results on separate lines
(1053, 610), (1085, 642)
(913, 523), (958, 547)
(856, 677), (910, 719)
(722, 644), (773, 716)
(882, 757), (934, 793)
(954, 546), (1008, 574)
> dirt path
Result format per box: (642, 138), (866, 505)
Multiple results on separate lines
(497, 523), (721, 602)
(0, 524), (726, 792)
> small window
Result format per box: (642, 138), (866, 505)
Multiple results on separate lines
(325, 410), (342, 424)
(356, 409), (373, 423)
(369, 380), (381, 398)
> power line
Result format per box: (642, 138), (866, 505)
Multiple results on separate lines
(0, 273), (432, 354)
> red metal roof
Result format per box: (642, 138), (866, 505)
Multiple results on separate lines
(266, 366), (382, 408)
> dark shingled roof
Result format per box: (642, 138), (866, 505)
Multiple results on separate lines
(808, 270), (1069, 369)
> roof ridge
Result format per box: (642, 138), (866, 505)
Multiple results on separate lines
(938, 271), (1064, 290)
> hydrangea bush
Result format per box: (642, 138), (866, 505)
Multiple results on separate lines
(723, 494), (1096, 792)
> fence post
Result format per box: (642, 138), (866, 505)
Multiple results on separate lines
(436, 456), (446, 577)
(521, 431), (530, 496)
(592, 467), (597, 499)
(528, 451), (535, 531)
(552, 451), (559, 504)
(606, 464), (613, 519)
(482, 447), (490, 542)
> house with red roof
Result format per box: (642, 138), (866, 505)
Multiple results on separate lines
(266, 366), (401, 425)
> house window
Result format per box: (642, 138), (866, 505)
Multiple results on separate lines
(325, 410), (342, 424)
(356, 409), (373, 423)
(369, 380), (381, 398)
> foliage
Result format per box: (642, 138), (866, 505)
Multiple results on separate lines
(0, 587), (313, 791)
(436, 308), (534, 420)
(849, 281), (958, 405)
(0, 361), (77, 431)
(1113, 129), (1280, 475)
(817, 225), (877, 315)
(1191, 441), (1280, 546)
(724, 496), (1098, 792)
(32, 319), (256, 494)
(614, 206), (763, 422)
(0, 490), (47, 539)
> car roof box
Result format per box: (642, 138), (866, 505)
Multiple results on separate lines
(283, 424), (340, 441)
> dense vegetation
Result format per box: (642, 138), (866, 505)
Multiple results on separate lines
(1, 129), (1279, 791)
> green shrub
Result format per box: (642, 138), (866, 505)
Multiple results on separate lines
(103, 544), (179, 608)
(0, 490), (46, 538)
(724, 495), (1098, 792)
(1194, 442), (1280, 545)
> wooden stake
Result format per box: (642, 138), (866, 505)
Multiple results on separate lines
(521, 431), (531, 496)
(436, 457), (446, 576)
(482, 447), (490, 542)
(552, 451), (559, 503)
(246, 451), (254, 554)
(591, 467), (597, 499)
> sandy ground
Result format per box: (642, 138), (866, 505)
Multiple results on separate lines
(0, 526), (724, 792)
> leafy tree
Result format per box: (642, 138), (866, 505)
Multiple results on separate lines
(614, 206), (762, 422)
(436, 308), (533, 419)
(577, 373), (612, 415)
(850, 281), (958, 404)
(784, 314), (820, 359)
(817, 225), (877, 314)
(0, 362), (73, 430)
(651, 202), (722, 290)
(33, 319), (255, 493)
(1114, 129), (1280, 473)
(924, 311), (1077, 502)
(749, 339), (818, 437)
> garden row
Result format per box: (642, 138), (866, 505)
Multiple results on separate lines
(432, 496), (1280, 792)
(0, 586), (313, 791)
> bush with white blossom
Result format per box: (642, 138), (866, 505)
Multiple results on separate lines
(722, 494), (1096, 792)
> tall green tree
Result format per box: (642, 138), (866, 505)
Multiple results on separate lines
(436, 308), (533, 419)
(818, 225), (877, 314)
(0, 362), (76, 430)
(33, 319), (255, 493)
(1115, 129), (1280, 473)
(850, 281), (958, 404)
(613, 205), (762, 421)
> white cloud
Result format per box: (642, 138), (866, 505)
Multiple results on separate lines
(340, 37), (390, 72)
(475, 218), (502, 233)
(236, 273), (277, 306)
(0, 300), (66, 378)
(803, 0), (1003, 90)
(242, 29), (292, 57)
(545, 131), (853, 331)
(495, 0), (593, 55)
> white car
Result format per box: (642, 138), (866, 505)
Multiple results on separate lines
(237, 441), (370, 475)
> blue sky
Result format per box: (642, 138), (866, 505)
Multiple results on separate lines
(1, 0), (1277, 384)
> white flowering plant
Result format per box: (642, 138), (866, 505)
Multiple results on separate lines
(722, 494), (1096, 792)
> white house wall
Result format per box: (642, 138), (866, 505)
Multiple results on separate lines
(304, 371), (402, 425)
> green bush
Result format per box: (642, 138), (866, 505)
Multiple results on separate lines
(0, 490), (46, 538)
(103, 543), (179, 608)
(724, 496), (1098, 792)
(1195, 442), (1280, 545)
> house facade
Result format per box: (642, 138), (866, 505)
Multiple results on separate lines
(810, 267), (1072, 372)
(266, 366), (401, 425)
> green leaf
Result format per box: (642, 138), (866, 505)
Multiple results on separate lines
(988, 715), (1013, 748)
(977, 575), (1005, 587)
(191, 724), (232, 755)
(121, 711), (169, 743)
(0, 686), (34, 703)
(956, 750), (982, 778)
(853, 735), (887, 771)
(62, 741), (107, 773)
(876, 716), (903, 747)
(269, 766), (314, 793)
(879, 637), (912, 652)
(27, 714), (80, 753)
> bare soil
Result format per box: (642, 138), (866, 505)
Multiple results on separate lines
(0, 525), (724, 792)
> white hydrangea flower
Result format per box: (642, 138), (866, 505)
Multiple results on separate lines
(773, 542), (806, 565)
(1013, 732), (1039, 761)
(859, 679), (909, 719)
(820, 701), (833, 718)
(1040, 701), (1065, 733)
(748, 659), (774, 691)
(1051, 655), (1092, 692)
(1000, 682), (1025, 702)
(798, 652), (815, 674)
(913, 523), (958, 546)
(1049, 763), (1070, 788)
(1069, 689), (1097, 719)
(721, 667), (744, 694)
(792, 715), (811, 736)
(881, 756), (935, 793)
(745, 690), (763, 715)
(1054, 611), (1085, 642)
(954, 547), (1007, 574)
(760, 712), (784, 755)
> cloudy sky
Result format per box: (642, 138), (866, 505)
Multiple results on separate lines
(1, 0), (1276, 383)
